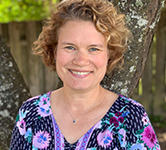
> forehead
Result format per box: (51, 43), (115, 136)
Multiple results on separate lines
(58, 20), (106, 44)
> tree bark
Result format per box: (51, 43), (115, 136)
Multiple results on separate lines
(0, 36), (31, 150)
(101, 0), (165, 97)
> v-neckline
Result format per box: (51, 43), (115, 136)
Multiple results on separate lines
(51, 114), (99, 145)
(48, 91), (121, 145)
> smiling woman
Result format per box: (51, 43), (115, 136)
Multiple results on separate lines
(10, 0), (161, 149)
(56, 20), (108, 90)
(33, 0), (130, 74)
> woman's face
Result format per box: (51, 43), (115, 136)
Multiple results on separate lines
(56, 20), (108, 91)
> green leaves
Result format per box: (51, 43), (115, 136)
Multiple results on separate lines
(0, 0), (58, 23)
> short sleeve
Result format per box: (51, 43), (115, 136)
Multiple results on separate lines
(124, 99), (161, 150)
(10, 107), (33, 150)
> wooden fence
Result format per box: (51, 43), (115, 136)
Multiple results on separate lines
(0, 21), (59, 96)
(0, 19), (165, 116)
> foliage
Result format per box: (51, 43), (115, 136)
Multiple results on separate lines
(150, 115), (166, 128)
(0, 0), (58, 23)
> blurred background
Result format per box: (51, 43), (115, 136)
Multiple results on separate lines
(0, 0), (59, 97)
(0, 0), (165, 147)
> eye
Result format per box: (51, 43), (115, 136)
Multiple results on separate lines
(89, 48), (99, 52)
(65, 46), (75, 50)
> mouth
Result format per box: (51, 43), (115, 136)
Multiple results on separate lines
(69, 69), (92, 76)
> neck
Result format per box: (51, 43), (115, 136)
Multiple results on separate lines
(61, 85), (105, 112)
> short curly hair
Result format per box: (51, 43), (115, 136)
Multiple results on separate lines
(33, 0), (131, 74)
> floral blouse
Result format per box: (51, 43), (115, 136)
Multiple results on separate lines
(10, 91), (160, 150)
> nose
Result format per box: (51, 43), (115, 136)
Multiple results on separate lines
(72, 50), (90, 66)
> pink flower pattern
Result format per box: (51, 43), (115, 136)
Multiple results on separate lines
(118, 129), (126, 147)
(11, 92), (160, 150)
(97, 130), (113, 148)
(33, 130), (51, 149)
(141, 125), (157, 149)
(37, 94), (52, 117)
(142, 112), (150, 126)
(16, 119), (26, 135)
(16, 109), (29, 136)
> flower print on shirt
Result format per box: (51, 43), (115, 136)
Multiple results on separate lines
(118, 128), (126, 147)
(17, 118), (26, 135)
(142, 112), (150, 126)
(115, 112), (122, 117)
(130, 100), (143, 107)
(97, 130), (113, 148)
(38, 97), (52, 117)
(141, 125), (158, 149)
(24, 128), (33, 143)
(108, 110), (129, 128)
(130, 143), (147, 150)
(16, 109), (29, 135)
(34, 92), (52, 118)
(16, 109), (33, 143)
(119, 95), (143, 107)
(118, 116), (124, 123)
(100, 107), (130, 148)
(10, 92), (161, 150)
(33, 130), (51, 149)
(109, 117), (119, 127)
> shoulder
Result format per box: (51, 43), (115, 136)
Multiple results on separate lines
(115, 94), (145, 113)
(115, 95), (150, 130)
(117, 95), (146, 119)
(108, 95), (148, 128)
(18, 91), (52, 123)
(116, 95), (160, 149)
(11, 91), (54, 149)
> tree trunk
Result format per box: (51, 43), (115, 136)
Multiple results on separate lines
(101, 0), (165, 97)
(0, 36), (31, 150)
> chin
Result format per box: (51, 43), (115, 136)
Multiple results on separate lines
(68, 83), (92, 91)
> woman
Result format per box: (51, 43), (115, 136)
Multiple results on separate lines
(10, 0), (160, 149)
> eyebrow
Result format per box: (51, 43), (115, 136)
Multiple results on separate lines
(89, 44), (104, 48)
(61, 42), (104, 48)
(61, 42), (75, 46)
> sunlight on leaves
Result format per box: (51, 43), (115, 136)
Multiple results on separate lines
(0, 0), (58, 23)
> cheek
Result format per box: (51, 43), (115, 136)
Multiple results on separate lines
(56, 51), (74, 71)
(56, 51), (68, 65)
(95, 55), (108, 67)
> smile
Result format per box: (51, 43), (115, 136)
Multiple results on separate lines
(69, 70), (91, 75)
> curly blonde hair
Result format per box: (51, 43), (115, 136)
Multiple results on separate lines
(33, 0), (131, 74)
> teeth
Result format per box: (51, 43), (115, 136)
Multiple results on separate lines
(71, 70), (91, 75)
